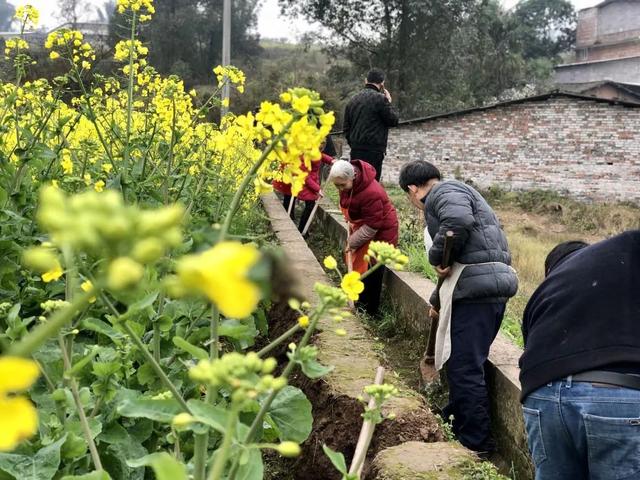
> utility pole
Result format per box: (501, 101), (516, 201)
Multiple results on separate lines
(221, 0), (231, 119)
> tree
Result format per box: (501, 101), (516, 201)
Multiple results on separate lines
(280, 0), (575, 118)
(109, 0), (261, 85)
(512, 0), (576, 60)
(278, 0), (477, 116)
(0, 0), (15, 31)
(57, 0), (89, 27)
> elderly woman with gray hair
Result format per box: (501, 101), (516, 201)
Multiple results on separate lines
(328, 159), (399, 315)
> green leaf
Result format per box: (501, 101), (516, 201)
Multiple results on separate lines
(136, 363), (156, 386)
(234, 448), (263, 480)
(299, 358), (334, 379)
(127, 453), (187, 480)
(0, 434), (66, 480)
(82, 318), (126, 344)
(92, 361), (120, 378)
(118, 398), (182, 423)
(322, 444), (348, 475)
(126, 292), (158, 315)
(68, 346), (100, 377)
(157, 315), (173, 333)
(6, 303), (20, 325)
(61, 432), (87, 460)
(288, 350), (334, 380)
(267, 386), (313, 443)
(61, 471), (112, 480)
(98, 423), (130, 444)
(219, 319), (257, 343)
(186, 399), (229, 434)
(172, 336), (208, 361)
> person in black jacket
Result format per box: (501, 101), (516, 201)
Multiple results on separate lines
(398, 160), (518, 454)
(343, 69), (399, 181)
(520, 231), (640, 480)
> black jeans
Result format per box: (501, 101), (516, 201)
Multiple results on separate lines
(356, 264), (385, 316)
(350, 149), (385, 182)
(282, 195), (315, 233)
(442, 302), (505, 452)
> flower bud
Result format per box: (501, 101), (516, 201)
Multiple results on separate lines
(276, 441), (301, 458)
(172, 413), (196, 430)
(132, 238), (164, 263)
(23, 247), (59, 272)
(107, 257), (144, 290)
(262, 358), (277, 374)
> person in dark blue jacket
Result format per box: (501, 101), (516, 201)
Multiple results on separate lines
(520, 231), (640, 480)
(399, 160), (518, 454)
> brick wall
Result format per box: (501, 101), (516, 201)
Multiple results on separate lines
(576, 7), (598, 47)
(338, 96), (640, 203)
(581, 39), (640, 62)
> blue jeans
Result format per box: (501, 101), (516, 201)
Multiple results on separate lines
(523, 377), (640, 480)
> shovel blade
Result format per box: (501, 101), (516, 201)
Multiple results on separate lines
(420, 355), (440, 385)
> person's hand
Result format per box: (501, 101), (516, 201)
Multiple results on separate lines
(428, 307), (439, 320)
(383, 88), (392, 103)
(318, 189), (324, 198)
(436, 265), (451, 279)
(407, 188), (424, 211)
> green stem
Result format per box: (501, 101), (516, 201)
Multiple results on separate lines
(74, 66), (119, 174)
(153, 292), (166, 363)
(8, 289), (94, 357)
(359, 261), (383, 281)
(98, 292), (192, 413)
(153, 321), (161, 363)
(122, 10), (138, 197)
(228, 305), (327, 480)
(58, 335), (103, 471)
(207, 407), (239, 480)
(218, 116), (298, 241)
(193, 305), (221, 480)
(257, 324), (300, 358)
(163, 99), (177, 204)
(122, 320), (191, 413)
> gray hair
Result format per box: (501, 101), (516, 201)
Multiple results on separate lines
(329, 160), (355, 181)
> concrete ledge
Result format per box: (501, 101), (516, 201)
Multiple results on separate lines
(312, 199), (534, 479)
(261, 193), (445, 479)
(368, 442), (476, 480)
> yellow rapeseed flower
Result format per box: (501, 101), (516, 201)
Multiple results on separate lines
(323, 256), (337, 270)
(42, 262), (63, 283)
(94, 180), (105, 192)
(14, 5), (39, 29)
(297, 316), (309, 328)
(176, 241), (261, 318)
(0, 356), (39, 451)
(341, 271), (364, 301)
(80, 280), (96, 303)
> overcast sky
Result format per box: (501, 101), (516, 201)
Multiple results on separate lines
(9, 0), (603, 39)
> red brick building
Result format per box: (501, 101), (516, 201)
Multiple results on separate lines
(555, 0), (640, 86)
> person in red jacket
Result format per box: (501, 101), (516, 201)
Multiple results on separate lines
(328, 159), (399, 315)
(273, 148), (334, 234)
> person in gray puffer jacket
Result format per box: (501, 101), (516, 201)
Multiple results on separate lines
(399, 160), (518, 455)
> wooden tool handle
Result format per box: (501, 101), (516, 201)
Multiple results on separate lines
(430, 230), (455, 312)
